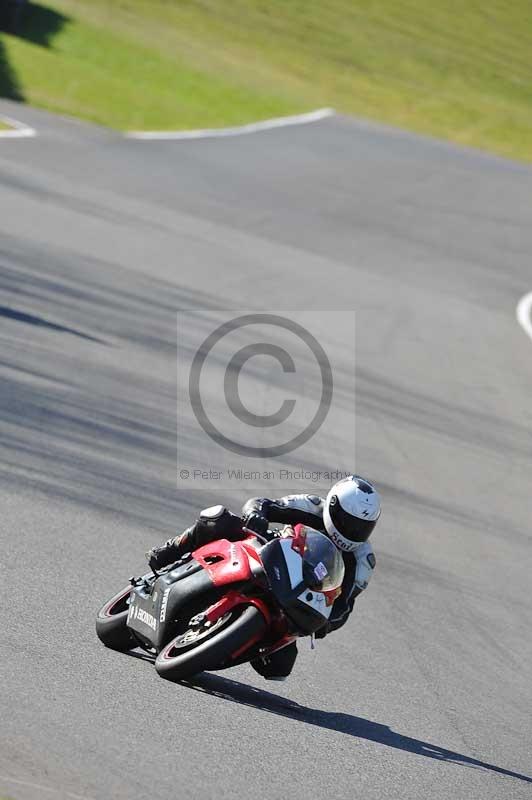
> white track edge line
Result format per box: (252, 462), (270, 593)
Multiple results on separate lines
(516, 292), (532, 343)
(125, 107), (335, 140)
(0, 114), (37, 138)
(0, 773), (96, 800)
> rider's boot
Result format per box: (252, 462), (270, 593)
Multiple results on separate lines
(251, 642), (298, 681)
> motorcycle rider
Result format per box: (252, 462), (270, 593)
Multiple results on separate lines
(146, 475), (381, 681)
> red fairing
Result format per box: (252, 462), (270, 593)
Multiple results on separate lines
(194, 538), (254, 587)
(205, 591), (272, 627)
(241, 540), (263, 564)
(291, 523), (307, 557)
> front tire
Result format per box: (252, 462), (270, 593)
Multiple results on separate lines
(155, 605), (266, 681)
(96, 586), (135, 651)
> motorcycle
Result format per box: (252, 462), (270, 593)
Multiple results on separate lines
(95, 523), (345, 681)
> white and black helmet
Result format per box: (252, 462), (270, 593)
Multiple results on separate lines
(324, 475), (381, 552)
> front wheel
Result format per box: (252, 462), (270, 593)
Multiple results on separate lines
(155, 604), (266, 681)
(96, 585), (136, 651)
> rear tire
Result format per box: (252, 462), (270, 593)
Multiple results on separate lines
(155, 604), (266, 681)
(96, 586), (136, 651)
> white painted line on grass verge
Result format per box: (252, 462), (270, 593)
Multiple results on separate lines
(125, 107), (335, 140)
(516, 292), (532, 344)
(0, 114), (37, 138)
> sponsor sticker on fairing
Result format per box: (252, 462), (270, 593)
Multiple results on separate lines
(314, 561), (328, 581)
(160, 587), (171, 622)
(130, 605), (157, 630)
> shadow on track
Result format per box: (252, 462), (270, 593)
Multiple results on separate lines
(177, 672), (532, 786)
(0, 240), (222, 532)
(0, 304), (107, 342)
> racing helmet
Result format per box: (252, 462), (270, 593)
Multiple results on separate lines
(324, 475), (381, 552)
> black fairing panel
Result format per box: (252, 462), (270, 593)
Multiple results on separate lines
(260, 539), (329, 634)
(260, 539), (293, 602)
(126, 559), (252, 650)
(282, 596), (328, 634)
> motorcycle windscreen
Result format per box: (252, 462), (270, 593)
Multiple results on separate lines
(298, 528), (345, 592)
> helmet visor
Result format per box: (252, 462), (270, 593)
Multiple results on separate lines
(329, 498), (378, 543)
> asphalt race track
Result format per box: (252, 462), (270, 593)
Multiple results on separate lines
(1, 99), (531, 800)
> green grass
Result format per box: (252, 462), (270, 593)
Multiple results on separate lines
(1, 0), (532, 159)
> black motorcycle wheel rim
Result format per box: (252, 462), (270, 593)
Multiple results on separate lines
(161, 611), (234, 659)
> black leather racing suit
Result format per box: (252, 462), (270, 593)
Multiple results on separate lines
(147, 494), (376, 679)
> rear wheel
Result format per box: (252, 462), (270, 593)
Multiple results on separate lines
(155, 604), (266, 681)
(96, 586), (136, 651)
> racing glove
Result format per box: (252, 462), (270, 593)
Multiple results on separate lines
(242, 511), (269, 536)
(146, 536), (184, 572)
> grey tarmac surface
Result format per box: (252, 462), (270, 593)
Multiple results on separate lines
(1, 98), (531, 800)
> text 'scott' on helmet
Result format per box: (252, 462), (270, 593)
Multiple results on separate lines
(324, 475), (381, 552)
